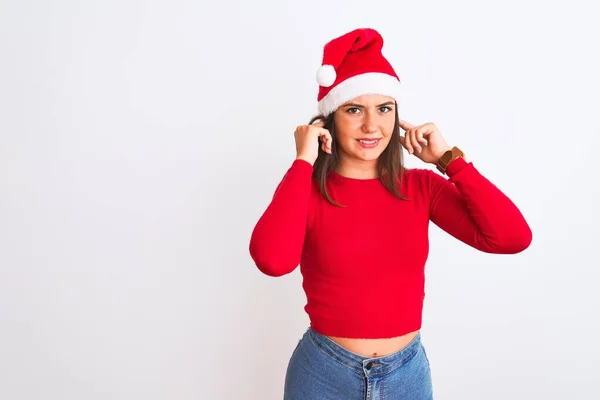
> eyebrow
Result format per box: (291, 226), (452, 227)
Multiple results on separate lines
(342, 101), (395, 108)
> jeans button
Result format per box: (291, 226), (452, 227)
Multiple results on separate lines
(365, 362), (373, 370)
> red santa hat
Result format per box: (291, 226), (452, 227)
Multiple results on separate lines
(316, 28), (401, 116)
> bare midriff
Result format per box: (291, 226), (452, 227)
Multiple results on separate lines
(326, 329), (420, 358)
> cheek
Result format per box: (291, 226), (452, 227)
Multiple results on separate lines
(382, 120), (396, 139)
(384, 114), (396, 132)
(381, 118), (396, 143)
(334, 121), (358, 143)
(336, 118), (358, 134)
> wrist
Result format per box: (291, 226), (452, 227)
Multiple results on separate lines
(435, 146), (466, 175)
(296, 154), (316, 166)
(432, 146), (452, 164)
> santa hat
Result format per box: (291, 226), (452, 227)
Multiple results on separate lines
(316, 28), (401, 116)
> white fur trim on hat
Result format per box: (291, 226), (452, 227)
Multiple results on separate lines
(317, 72), (401, 116)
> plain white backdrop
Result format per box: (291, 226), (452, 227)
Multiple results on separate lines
(1, 0), (599, 399)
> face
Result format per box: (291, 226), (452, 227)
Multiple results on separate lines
(333, 94), (396, 164)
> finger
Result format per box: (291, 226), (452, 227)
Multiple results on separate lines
(319, 130), (332, 154)
(410, 130), (422, 153)
(319, 135), (329, 153)
(416, 125), (432, 138)
(397, 119), (415, 131)
(310, 126), (326, 142)
(399, 135), (411, 154)
(403, 131), (413, 154)
(312, 119), (325, 128)
(415, 129), (428, 147)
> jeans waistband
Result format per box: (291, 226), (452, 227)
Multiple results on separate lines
(307, 327), (422, 376)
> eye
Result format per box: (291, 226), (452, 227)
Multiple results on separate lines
(346, 107), (361, 114)
(379, 106), (392, 113)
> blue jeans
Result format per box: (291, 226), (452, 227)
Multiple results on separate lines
(284, 327), (433, 400)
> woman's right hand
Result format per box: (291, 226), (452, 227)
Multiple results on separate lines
(294, 120), (333, 165)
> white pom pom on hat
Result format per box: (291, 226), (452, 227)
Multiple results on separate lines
(316, 64), (336, 87)
(315, 28), (401, 116)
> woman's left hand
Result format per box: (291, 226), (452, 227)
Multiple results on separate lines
(398, 119), (452, 164)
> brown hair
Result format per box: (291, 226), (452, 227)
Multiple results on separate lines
(308, 102), (408, 207)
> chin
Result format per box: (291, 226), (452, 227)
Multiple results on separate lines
(356, 146), (386, 159)
(354, 151), (384, 162)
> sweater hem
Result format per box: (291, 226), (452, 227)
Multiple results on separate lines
(309, 317), (423, 339)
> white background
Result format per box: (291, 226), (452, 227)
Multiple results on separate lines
(1, 1), (599, 399)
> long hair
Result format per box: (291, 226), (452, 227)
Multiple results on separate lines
(308, 102), (408, 207)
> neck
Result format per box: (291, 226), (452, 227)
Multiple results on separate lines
(335, 157), (379, 180)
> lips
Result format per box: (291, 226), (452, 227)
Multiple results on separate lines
(356, 138), (381, 148)
(357, 139), (380, 144)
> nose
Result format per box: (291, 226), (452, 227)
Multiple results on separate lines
(362, 112), (378, 134)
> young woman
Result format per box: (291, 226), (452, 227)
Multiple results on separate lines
(249, 28), (532, 400)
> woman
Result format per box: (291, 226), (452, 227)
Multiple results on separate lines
(249, 28), (532, 400)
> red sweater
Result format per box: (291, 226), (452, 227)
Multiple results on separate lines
(249, 157), (532, 339)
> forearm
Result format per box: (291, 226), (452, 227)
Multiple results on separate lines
(431, 158), (532, 253)
(249, 159), (314, 276)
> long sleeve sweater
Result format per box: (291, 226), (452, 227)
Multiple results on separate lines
(249, 157), (532, 338)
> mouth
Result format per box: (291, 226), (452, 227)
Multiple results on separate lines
(356, 138), (382, 148)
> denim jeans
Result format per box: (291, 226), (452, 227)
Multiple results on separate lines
(284, 327), (433, 400)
